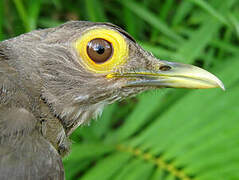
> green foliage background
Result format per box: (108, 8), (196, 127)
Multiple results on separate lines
(1, 0), (239, 179)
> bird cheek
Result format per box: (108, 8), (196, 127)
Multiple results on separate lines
(110, 78), (128, 88)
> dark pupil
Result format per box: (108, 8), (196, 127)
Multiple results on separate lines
(95, 45), (105, 54)
(87, 38), (113, 64)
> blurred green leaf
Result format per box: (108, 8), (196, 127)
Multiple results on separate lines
(176, 18), (221, 63)
(13, 0), (30, 31)
(80, 153), (131, 180)
(188, 0), (230, 26)
(172, 1), (193, 26)
(0, 0), (3, 40)
(228, 12), (239, 37)
(120, 0), (184, 43)
(85, 0), (106, 22)
(38, 18), (63, 28)
(28, 0), (42, 30)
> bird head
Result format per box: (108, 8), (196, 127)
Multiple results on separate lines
(3, 21), (224, 135)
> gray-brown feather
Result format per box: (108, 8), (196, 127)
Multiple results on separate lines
(0, 128), (64, 180)
(0, 42), (65, 179)
(0, 21), (155, 179)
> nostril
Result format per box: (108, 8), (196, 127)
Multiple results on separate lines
(159, 65), (171, 71)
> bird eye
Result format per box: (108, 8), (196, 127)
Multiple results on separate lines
(87, 38), (113, 63)
(75, 28), (128, 73)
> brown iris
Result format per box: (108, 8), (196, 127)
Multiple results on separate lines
(87, 38), (113, 63)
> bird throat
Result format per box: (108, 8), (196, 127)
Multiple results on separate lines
(60, 101), (107, 135)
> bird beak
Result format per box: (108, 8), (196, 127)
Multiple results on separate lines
(109, 60), (225, 90)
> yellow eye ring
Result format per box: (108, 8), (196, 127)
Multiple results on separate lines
(75, 28), (129, 73)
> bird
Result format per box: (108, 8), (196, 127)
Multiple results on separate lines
(0, 21), (224, 180)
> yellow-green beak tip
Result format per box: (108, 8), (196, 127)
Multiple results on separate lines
(123, 61), (225, 91)
(160, 61), (226, 91)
